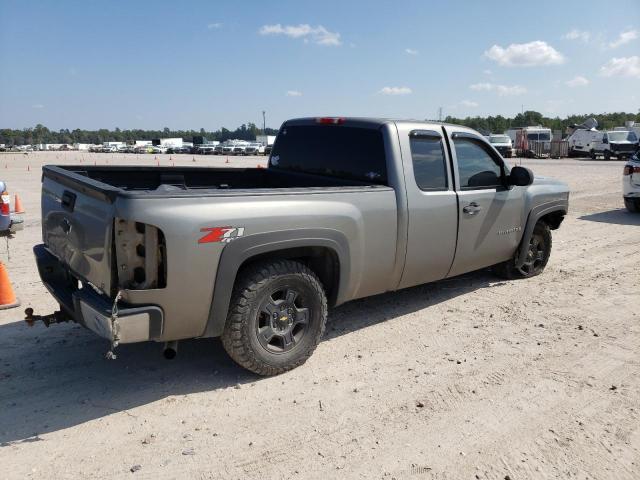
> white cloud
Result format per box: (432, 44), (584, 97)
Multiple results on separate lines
(484, 41), (565, 67)
(286, 90), (302, 97)
(600, 56), (640, 79)
(207, 22), (222, 29)
(405, 48), (418, 55)
(460, 100), (479, 108)
(565, 75), (589, 87)
(259, 24), (341, 46)
(378, 86), (412, 96)
(483, 69), (492, 75)
(469, 83), (526, 96)
(469, 82), (493, 91)
(563, 29), (590, 43)
(32, 104), (44, 109)
(609, 29), (638, 48)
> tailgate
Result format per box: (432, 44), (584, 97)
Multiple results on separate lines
(41, 166), (118, 295)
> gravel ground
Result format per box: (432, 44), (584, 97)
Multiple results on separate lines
(0, 151), (638, 480)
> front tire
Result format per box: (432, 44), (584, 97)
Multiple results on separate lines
(494, 222), (552, 279)
(221, 259), (327, 376)
(625, 197), (640, 213)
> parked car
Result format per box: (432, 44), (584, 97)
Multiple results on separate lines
(488, 134), (514, 158)
(221, 145), (235, 155)
(264, 144), (273, 156)
(101, 145), (117, 153)
(197, 145), (216, 155)
(591, 130), (639, 160)
(0, 181), (23, 234)
(244, 143), (266, 155)
(232, 145), (247, 155)
(31, 117), (569, 375)
(623, 153), (640, 212)
(214, 145), (224, 155)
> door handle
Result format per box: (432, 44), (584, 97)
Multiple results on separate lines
(463, 202), (482, 215)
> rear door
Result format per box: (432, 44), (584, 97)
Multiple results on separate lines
(41, 167), (116, 294)
(444, 129), (526, 277)
(397, 124), (458, 288)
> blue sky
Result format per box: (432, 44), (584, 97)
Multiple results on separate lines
(1, 0), (639, 130)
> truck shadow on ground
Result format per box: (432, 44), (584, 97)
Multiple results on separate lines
(0, 270), (501, 445)
(578, 209), (640, 226)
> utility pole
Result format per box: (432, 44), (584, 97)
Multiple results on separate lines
(262, 111), (266, 136)
(438, 107), (443, 122)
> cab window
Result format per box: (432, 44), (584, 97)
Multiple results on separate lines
(409, 133), (448, 191)
(453, 138), (504, 190)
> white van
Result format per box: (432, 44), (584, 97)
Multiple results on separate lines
(567, 129), (600, 157)
(591, 130), (639, 160)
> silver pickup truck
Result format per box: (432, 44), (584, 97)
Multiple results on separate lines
(31, 117), (569, 375)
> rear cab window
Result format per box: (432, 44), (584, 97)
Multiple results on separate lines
(269, 124), (388, 184)
(409, 131), (448, 191)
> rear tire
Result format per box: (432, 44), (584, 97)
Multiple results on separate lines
(221, 259), (327, 376)
(494, 222), (552, 279)
(625, 197), (640, 213)
(590, 149), (596, 160)
(604, 150), (611, 161)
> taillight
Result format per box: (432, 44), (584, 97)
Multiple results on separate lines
(0, 191), (9, 215)
(316, 117), (345, 125)
(623, 164), (640, 175)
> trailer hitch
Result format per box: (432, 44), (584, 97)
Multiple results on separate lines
(24, 308), (71, 327)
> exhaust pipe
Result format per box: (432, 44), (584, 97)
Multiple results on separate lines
(163, 340), (178, 359)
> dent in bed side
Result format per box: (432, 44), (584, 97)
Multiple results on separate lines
(201, 228), (351, 338)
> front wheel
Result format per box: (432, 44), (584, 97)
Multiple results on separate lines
(625, 197), (640, 213)
(221, 259), (328, 376)
(494, 222), (552, 279)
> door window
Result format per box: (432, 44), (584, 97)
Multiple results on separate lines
(409, 133), (448, 190)
(453, 138), (504, 189)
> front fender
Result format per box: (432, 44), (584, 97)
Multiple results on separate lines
(515, 200), (567, 268)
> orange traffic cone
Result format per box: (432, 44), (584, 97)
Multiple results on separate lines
(14, 194), (25, 214)
(0, 262), (20, 310)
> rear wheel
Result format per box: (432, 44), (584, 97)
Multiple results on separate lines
(221, 259), (327, 376)
(590, 149), (596, 160)
(604, 150), (611, 161)
(625, 197), (640, 213)
(494, 222), (552, 279)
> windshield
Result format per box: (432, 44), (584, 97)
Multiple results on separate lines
(608, 131), (638, 142)
(527, 132), (551, 141)
(490, 135), (510, 144)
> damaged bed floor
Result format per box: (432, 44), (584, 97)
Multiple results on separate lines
(0, 152), (638, 479)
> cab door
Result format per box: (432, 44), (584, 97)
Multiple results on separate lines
(445, 129), (526, 277)
(397, 124), (458, 289)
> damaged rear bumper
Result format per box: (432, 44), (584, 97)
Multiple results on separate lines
(33, 244), (164, 344)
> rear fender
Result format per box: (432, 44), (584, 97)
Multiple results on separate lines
(202, 228), (350, 338)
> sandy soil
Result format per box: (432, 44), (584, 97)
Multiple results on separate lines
(0, 151), (638, 480)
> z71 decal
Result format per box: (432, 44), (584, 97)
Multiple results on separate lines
(198, 226), (245, 244)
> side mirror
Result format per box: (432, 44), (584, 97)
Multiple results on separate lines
(509, 166), (534, 186)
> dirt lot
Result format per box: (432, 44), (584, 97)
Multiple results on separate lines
(0, 151), (638, 479)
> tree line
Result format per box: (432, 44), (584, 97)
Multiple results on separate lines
(1, 111), (639, 146)
(442, 111), (640, 136)
(0, 122), (280, 146)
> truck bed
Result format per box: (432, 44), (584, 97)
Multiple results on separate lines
(44, 165), (381, 199)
